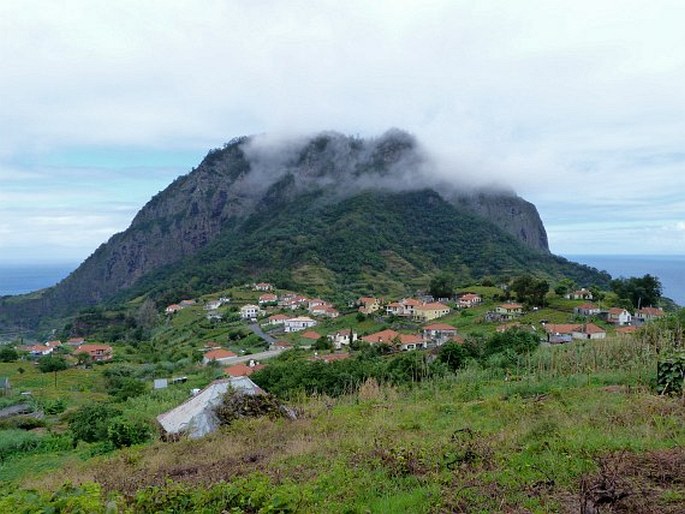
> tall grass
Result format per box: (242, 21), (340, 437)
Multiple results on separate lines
(519, 333), (679, 383)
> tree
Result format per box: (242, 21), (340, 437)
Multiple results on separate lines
(312, 337), (333, 352)
(0, 345), (18, 362)
(38, 355), (69, 373)
(38, 354), (70, 387)
(610, 274), (662, 309)
(429, 272), (456, 299)
(554, 278), (576, 297)
(136, 298), (159, 338)
(437, 341), (472, 371)
(511, 275), (549, 306)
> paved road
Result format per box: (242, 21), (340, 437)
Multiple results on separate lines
(231, 348), (283, 364)
(248, 322), (277, 345)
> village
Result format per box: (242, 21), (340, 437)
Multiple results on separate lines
(11, 281), (666, 385)
(153, 282), (666, 380)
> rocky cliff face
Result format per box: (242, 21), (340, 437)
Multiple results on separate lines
(455, 193), (549, 253)
(0, 129), (553, 325)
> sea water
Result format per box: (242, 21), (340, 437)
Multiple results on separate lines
(0, 263), (77, 296)
(566, 255), (685, 307)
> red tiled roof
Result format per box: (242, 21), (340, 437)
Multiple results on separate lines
(638, 307), (663, 316)
(224, 363), (265, 377)
(398, 334), (424, 345)
(577, 303), (598, 310)
(362, 329), (400, 344)
(543, 324), (579, 335)
(581, 323), (606, 334)
(423, 323), (457, 331)
(204, 349), (237, 360)
(78, 343), (112, 352)
(416, 302), (449, 311)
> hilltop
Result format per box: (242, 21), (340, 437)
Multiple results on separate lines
(0, 130), (609, 330)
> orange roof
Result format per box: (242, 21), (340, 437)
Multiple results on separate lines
(362, 329), (400, 344)
(269, 314), (290, 321)
(577, 303), (598, 310)
(398, 334), (424, 345)
(224, 363), (265, 377)
(273, 340), (293, 348)
(459, 293), (481, 300)
(608, 308), (628, 315)
(416, 302), (449, 311)
(402, 298), (422, 306)
(204, 348), (237, 360)
(78, 343), (112, 353)
(359, 297), (378, 304)
(423, 323), (457, 331)
(301, 330), (321, 340)
(582, 323), (606, 334)
(638, 307), (663, 316)
(543, 324), (579, 334)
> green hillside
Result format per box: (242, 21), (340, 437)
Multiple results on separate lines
(125, 189), (609, 307)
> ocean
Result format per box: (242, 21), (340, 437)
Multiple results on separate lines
(0, 263), (77, 296)
(566, 255), (685, 307)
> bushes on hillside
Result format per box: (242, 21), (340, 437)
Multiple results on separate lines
(68, 402), (151, 449)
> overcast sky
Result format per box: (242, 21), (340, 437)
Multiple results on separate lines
(1, 0), (684, 264)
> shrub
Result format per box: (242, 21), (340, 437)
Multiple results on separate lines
(0, 345), (18, 362)
(107, 417), (151, 448)
(214, 389), (285, 426)
(68, 403), (123, 444)
(657, 351), (685, 395)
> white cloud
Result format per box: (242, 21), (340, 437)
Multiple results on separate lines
(0, 0), (684, 259)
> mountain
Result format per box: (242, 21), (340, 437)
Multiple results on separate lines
(0, 130), (608, 329)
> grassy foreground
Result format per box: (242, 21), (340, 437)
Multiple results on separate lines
(0, 338), (682, 513)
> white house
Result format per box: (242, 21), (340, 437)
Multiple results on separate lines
(422, 323), (458, 344)
(606, 308), (632, 326)
(240, 304), (261, 320)
(457, 293), (482, 308)
(327, 330), (358, 349)
(283, 317), (317, 333)
(574, 303), (601, 316)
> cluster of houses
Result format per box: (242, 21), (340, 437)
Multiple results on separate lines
(358, 293), (483, 321)
(239, 291), (342, 333)
(19, 337), (113, 362)
(165, 299), (198, 314)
